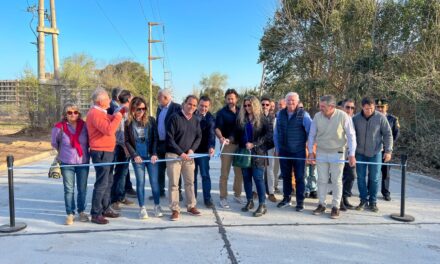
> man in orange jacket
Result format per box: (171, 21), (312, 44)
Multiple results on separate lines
(87, 88), (124, 225)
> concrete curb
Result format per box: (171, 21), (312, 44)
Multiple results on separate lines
(0, 151), (53, 171)
(393, 168), (440, 189)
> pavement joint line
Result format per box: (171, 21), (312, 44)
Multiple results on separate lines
(0, 222), (438, 238)
(211, 206), (238, 264)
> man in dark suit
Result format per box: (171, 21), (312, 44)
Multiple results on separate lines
(156, 89), (182, 199)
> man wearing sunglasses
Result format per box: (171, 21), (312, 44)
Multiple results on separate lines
(376, 98), (400, 201)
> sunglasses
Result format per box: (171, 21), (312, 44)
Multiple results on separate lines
(136, 107), (146, 112)
(244, 104), (252, 108)
(67, 110), (79, 115)
(261, 103), (270, 107)
(345, 106), (355, 110)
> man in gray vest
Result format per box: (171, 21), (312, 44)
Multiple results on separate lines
(307, 95), (356, 219)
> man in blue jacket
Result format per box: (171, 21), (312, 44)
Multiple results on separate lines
(274, 92), (312, 212)
(194, 96), (216, 208)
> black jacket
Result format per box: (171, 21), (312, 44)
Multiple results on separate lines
(156, 101), (181, 135)
(124, 116), (158, 158)
(234, 116), (274, 168)
(195, 111), (216, 153)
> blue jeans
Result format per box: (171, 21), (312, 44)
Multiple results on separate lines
(305, 164), (317, 193)
(132, 159), (160, 206)
(356, 153), (382, 204)
(279, 150), (306, 205)
(194, 156), (212, 202)
(111, 145), (130, 203)
(242, 166), (266, 204)
(61, 163), (89, 215)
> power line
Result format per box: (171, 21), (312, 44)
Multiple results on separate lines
(138, 0), (148, 23)
(94, 0), (138, 59)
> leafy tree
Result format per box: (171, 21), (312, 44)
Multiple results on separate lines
(198, 72), (228, 113)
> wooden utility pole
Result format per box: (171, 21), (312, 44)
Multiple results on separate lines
(37, 0), (60, 82)
(148, 22), (162, 116)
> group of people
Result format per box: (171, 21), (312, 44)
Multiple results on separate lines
(51, 86), (399, 225)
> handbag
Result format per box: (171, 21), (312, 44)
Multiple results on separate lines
(232, 125), (252, 168)
(48, 126), (63, 179)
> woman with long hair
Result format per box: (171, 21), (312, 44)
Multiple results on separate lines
(51, 103), (90, 225)
(235, 96), (274, 217)
(125, 97), (163, 219)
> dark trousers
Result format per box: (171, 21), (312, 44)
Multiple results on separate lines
(158, 140), (182, 196)
(194, 156), (211, 202)
(279, 150), (306, 205)
(111, 145), (130, 203)
(125, 170), (133, 190)
(381, 161), (391, 197)
(342, 163), (356, 198)
(90, 150), (114, 217)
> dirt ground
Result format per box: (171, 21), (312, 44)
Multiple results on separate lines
(0, 127), (52, 167)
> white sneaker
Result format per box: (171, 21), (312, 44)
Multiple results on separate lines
(219, 198), (230, 209)
(233, 195), (245, 204)
(154, 205), (164, 217)
(139, 206), (149, 220)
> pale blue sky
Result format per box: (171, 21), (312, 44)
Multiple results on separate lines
(1, 0), (277, 101)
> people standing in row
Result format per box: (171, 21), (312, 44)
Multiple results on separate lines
(376, 99), (400, 201)
(234, 96), (274, 216)
(156, 89), (182, 199)
(124, 97), (164, 219)
(274, 92), (312, 212)
(86, 88), (124, 224)
(308, 95), (357, 219)
(51, 103), (90, 225)
(110, 90), (135, 211)
(194, 96), (216, 208)
(353, 97), (393, 212)
(166, 95), (202, 221)
(261, 96), (277, 203)
(215, 89), (243, 208)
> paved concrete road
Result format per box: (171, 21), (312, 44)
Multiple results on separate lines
(1, 156), (439, 263)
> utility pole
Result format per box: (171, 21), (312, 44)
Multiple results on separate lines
(37, 0), (60, 82)
(259, 61), (266, 97)
(164, 71), (171, 90)
(148, 22), (162, 116)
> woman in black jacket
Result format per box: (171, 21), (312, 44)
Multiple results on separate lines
(235, 96), (274, 217)
(125, 97), (163, 219)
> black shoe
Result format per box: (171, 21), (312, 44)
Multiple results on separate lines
(277, 197), (292, 208)
(340, 200), (347, 211)
(241, 200), (255, 212)
(304, 192), (310, 198)
(179, 192), (183, 202)
(295, 204), (304, 212)
(369, 203), (379, 212)
(309, 191), (318, 199)
(383, 195), (391, 201)
(356, 200), (368, 211)
(253, 204), (267, 217)
(343, 196), (355, 210)
(204, 200), (214, 209)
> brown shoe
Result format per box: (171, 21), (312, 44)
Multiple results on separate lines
(330, 207), (340, 219)
(170, 210), (180, 221)
(111, 202), (121, 211)
(103, 209), (120, 218)
(121, 198), (135, 206)
(187, 207), (201, 216)
(268, 194), (277, 203)
(91, 215), (109, 225)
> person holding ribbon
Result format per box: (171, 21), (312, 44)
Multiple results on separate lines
(51, 103), (90, 225)
(125, 96), (163, 219)
(234, 96), (274, 217)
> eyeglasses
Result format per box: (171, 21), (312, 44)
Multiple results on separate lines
(244, 104), (252, 108)
(66, 111), (79, 115)
(376, 106), (384, 108)
(345, 106), (355, 110)
(136, 107), (146, 112)
(261, 103), (270, 107)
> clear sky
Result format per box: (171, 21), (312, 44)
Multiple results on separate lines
(1, 0), (278, 101)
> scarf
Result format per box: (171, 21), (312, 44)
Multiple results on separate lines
(55, 119), (85, 157)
